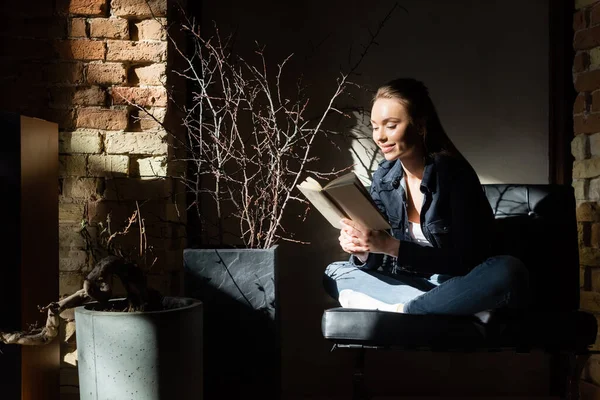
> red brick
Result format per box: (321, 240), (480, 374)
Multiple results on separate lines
(131, 64), (165, 85)
(55, 39), (105, 61)
(575, 113), (600, 134)
(575, 25), (600, 50)
(578, 202), (600, 222)
(104, 178), (168, 201)
(87, 200), (141, 226)
(575, 52), (591, 73)
(592, 223), (600, 247)
(45, 62), (85, 84)
(111, 0), (166, 17)
(592, 5), (600, 26)
(76, 108), (128, 130)
(69, 18), (87, 38)
(576, 10), (588, 31)
(67, 0), (107, 16)
(111, 87), (167, 107)
(576, 69), (600, 92)
(138, 107), (166, 130)
(106, 40), (166, 62)
(581, 266), (588, 289)
(580, 290), (600, 313)
(86, 62), (127, 85)
(39, 109), (76, 130)
(581, 247), (600, 265)
(576, 93), (588, 114)
(594, 91), (600, 113)
(43, 18), (68, 39)
(50, 87), (106, 107)
(574, 158), (600, 179)
(89, 17), (129, 39)
(134, 19), (166, 41)
(581, 222), (591, 247)
(573, 10), (587, 31)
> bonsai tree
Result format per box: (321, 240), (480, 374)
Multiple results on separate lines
(0, 208), (161, 345)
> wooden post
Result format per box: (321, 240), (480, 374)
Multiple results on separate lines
(0, 113), (60, 400)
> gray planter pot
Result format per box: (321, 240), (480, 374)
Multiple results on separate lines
(75, 297), (203, 400)
(183, 246), (279, 400)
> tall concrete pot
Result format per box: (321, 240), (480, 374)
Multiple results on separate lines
(183, 246), (279, 400)
(74, 297), (203, 400)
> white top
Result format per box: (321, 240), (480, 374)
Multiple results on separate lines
(408, 222), (432, 247)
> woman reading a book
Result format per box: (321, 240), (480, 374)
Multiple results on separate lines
(324, 78), (528, 319)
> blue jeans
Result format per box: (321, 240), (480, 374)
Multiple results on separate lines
(323, 255), (529, 315)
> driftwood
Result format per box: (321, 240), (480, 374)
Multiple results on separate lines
(0, 256), (162, 346)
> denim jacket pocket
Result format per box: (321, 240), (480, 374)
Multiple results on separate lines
(426, 219), (451, 248)
(388, 216), (404, 239)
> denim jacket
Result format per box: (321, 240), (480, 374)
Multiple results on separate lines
(350, 154), (494, 276)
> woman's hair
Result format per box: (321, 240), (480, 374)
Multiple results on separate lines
(373, 78), (464, 160)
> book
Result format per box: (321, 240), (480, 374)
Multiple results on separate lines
(297, 172), (391, 230)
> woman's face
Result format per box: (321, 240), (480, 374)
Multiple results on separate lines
(371, 98), (422, 161)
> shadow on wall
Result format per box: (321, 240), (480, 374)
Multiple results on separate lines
(183, 247), (278, 399)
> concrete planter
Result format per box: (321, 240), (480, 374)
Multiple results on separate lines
(183, 246), (279, 400)
(74, 297), (203, 400)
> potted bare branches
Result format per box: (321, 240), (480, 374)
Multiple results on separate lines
(176, 26), (350, 397)
(155, 10), (398, 397)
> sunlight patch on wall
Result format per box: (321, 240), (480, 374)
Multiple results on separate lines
(349, 111), (382, 186)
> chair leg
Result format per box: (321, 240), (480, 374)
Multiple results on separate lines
(353, 348), (368, 400)
(564, 352), (591, 400)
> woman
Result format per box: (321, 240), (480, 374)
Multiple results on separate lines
(324, 78), (528, 318)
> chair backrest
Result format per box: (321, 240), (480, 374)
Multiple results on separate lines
(482, 184), (579, 311)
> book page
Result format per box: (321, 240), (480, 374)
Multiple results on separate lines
(324, 173), (357, 189)
(324, 179), (391, 230)
(297, 182), (346, 229)
(298, 177), (322, 191)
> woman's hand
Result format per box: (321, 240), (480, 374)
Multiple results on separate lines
(339, 218), (400, 258)
(339, 221), (370, 262)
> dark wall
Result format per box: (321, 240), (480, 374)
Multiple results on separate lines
(201, 0), (550, 185)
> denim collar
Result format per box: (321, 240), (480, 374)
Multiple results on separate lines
(421, 156), (437, 194)
(378, 156), (437, 193)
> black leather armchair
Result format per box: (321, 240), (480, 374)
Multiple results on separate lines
(321, 184), (598, 399)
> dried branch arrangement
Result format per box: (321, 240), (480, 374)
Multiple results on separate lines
(172, 29), (350, 248)
(129, 4), (401, 249)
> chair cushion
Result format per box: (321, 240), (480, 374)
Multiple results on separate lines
(322, 308), (485, 349)
(483, 185), (580, 311)
(322, 307), (598, 351)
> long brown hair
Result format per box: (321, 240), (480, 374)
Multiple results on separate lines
(373, 78), (465, 160)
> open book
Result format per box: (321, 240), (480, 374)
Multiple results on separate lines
(297, 173), (391, 230)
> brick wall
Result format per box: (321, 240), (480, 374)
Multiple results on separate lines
(0, 0), (185, 398)
(573, 0), (600, 389)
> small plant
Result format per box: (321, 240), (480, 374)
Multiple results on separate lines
(0, 207), (161, 346)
